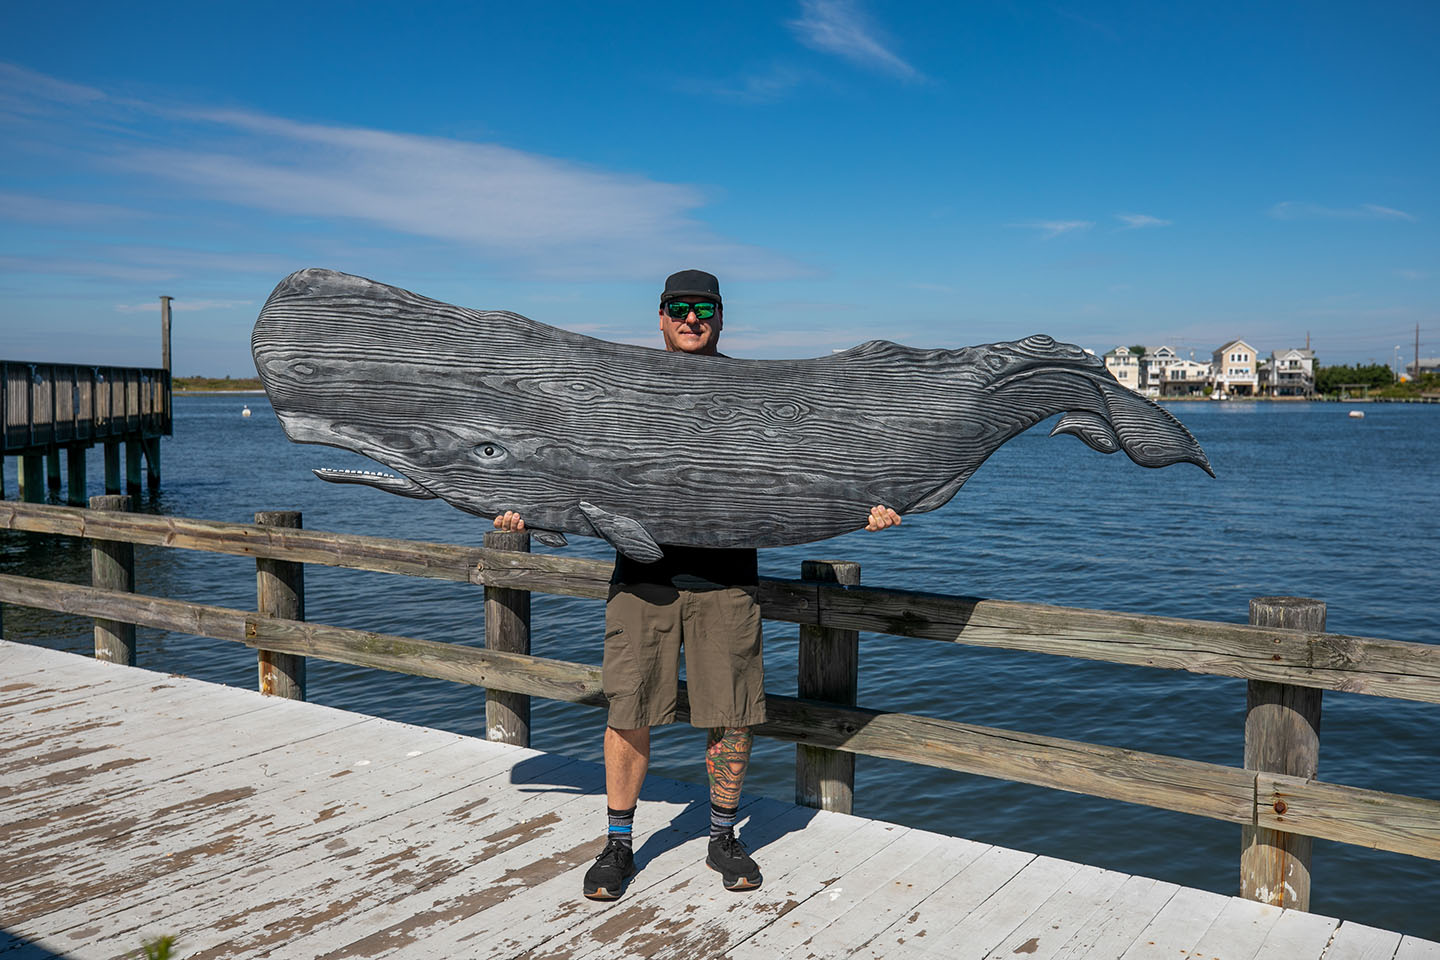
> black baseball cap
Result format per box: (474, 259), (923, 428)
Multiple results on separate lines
(660, 269), (722, 306)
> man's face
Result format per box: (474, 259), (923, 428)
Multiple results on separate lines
(659, 301), (722, 355)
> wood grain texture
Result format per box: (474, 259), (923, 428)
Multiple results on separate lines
(254, 510), (306, 700)
(6, 502), (1440, 703)
(483, 529), (531, 746)
(1242, 597), (1325, 910)
(251, 268), (1213, 560)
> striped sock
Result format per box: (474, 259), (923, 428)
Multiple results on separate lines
(607, 805), (635, 851)
(710, 802), (739, 841)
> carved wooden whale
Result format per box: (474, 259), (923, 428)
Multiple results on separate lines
(252, 268), (1213, 561)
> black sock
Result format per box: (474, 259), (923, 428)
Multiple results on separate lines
(607, 805), (635, 851)
(710, 801), (738, 841)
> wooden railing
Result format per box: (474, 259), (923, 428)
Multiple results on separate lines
(2, 499), (1438, 916)
(1, 361), (170, 454)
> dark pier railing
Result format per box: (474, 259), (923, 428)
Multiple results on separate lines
(1, 361), (171, 503)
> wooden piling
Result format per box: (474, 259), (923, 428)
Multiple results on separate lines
(103, 441), (121, 494)
(125, 442), (142, 496)
(19, 455), (43, 503)
(254, 511), (306, 700)
(1241, 596), (1325, 911)
(483, 530), (532, 746)
(796, 558), (861, 813)
(143, 437), (161, 490)
(46, 450), (61, 492)
(89, 494), (136, 665)
(65, 446), (87, 506)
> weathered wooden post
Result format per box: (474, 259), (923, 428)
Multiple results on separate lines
(1241, 596), (1325, 911)
(66, 446), (87, 506)
(483, 530), (532, 746)
(796, 559), (861, 813)
(46, 450), (61, 492)
(19, 455), (43, 502)
(89, 494), (136, 665)
(144, 437), (161, 490)
(125, 442), (142, 496)
(254, 511), (306, 700)
(103, 441), (121, 494)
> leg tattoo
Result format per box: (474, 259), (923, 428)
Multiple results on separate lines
(706, 726), (753, 810)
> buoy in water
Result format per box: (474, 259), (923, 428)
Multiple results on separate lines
(242, 405), (252, 418)
(1348, 410), (1365, 419)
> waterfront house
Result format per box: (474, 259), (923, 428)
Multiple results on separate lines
(1211, 339), (1258, 397)
(1267, 347), (1316, 396)
(1163, 358), (1212, 396)
(1103, 346), (1142, 392)
(1138, 346), (1181, 396)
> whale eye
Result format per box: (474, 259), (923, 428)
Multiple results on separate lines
(473, 442), (506, 461)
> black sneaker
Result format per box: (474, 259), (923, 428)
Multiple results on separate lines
(582, 837), (636, 901)
(706, 833), (762, 891)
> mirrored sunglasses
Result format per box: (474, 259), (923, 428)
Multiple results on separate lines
(665, 301), (718, 320)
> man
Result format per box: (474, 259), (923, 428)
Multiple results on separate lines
(494, 269), (900, 901)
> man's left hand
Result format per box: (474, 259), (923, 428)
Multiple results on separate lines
(865, 505), (902, 531)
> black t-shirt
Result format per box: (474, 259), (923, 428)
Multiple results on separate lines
(611, 544), (759, 589)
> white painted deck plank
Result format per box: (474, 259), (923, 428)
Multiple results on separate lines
(1186, 896), (1285, 960)
(18, 740), (559, 947)
(769, 833), (992, 960)
(110, 756), (608, 960)
(1396, 936), (1440, 960)
(1322, 922), (1406, 960)
(1253, 909), (1343, 960)
(980, 863), (1130, 960)
(271, 777), (705, 960)
(0, 640), (1434, 960)
(1048, 875), (1183, 960)
(845, 841), (1038, 959)
(1115, 885), (1233, 960)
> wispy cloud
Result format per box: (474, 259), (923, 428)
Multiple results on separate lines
(0, 191), (147, 224)
(1115, 213), (1171, 229)
(115, 298), (254, 313)
(1268, 201), (1417, 222)
(1393, 269), (1428, 281)
(1014, 220), (1094, 239)
(788, 0), (919, 80)
(699, 64), (813, 103)
(0, 64), (807, 282)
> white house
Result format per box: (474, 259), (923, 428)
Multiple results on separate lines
(1138, 346), (1181, 396)
(1103, 346), (1141, 392)
(1164, 358), (1212, 396)
(1268, 347), (1316, 396)
(1212, 339), (1258, 397)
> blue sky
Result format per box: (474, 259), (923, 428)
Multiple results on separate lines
(1, 0), (1435, 374)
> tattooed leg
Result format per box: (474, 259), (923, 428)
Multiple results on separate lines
(707, 726), (753, 806)
(707, 726), (752, 839)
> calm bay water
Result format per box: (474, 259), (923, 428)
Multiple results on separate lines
(3, 395), (1437, 937)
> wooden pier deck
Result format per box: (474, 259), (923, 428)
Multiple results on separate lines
(1, 641), (1434, 960)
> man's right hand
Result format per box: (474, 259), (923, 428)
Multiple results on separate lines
(493, 511), (526, 532)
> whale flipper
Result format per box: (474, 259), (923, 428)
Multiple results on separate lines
(1050, 411), (1121, 454)
(531, 530), (569, 547)
(579, 501), (663, 563)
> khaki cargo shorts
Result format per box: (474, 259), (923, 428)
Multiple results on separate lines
(602, 582), (766, 730)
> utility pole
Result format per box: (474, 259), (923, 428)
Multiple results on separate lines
(1417, 323), (1422, 382)
(160, 295), (173, 427)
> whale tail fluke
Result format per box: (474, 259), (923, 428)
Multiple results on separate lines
(1050, 376), (1215, 477)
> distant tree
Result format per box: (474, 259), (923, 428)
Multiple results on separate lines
(1129, 344), (1147, 359)
(1315, 363), (1395, 394)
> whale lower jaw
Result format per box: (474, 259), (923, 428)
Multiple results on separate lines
(313, 467), (438, 500)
